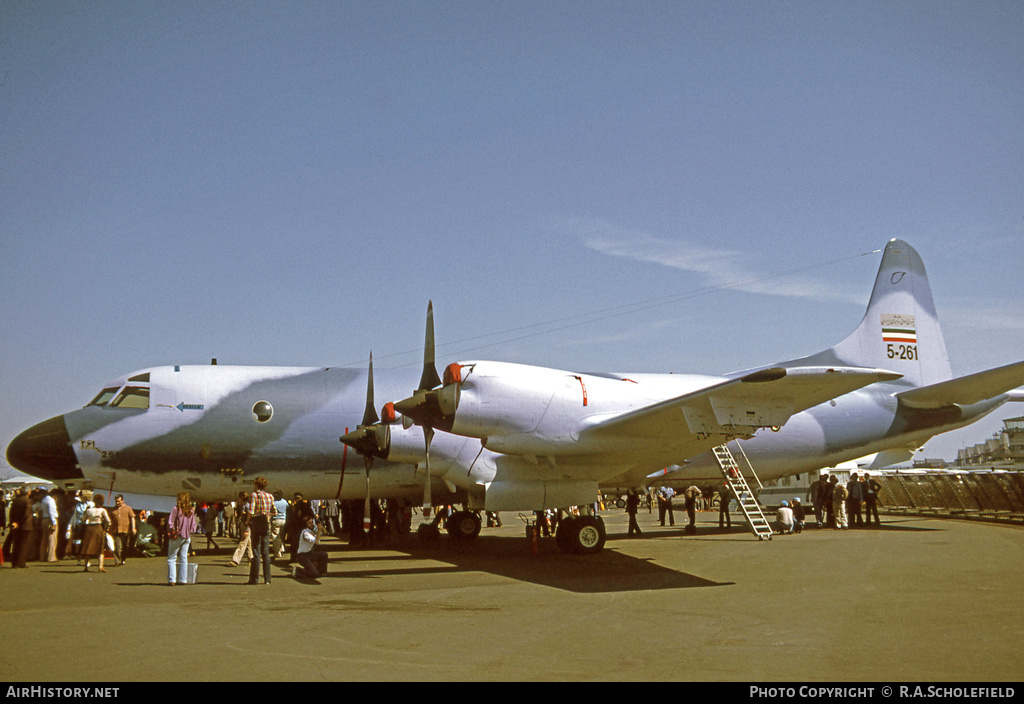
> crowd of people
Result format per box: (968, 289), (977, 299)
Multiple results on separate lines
(624, 484), (743, 536)
(804, 471), (883, 530)
(2, 470), (884, 577)
(620, 471), (884, 537)
(1, 487), (161, 570)
(0, 478), (427, 585)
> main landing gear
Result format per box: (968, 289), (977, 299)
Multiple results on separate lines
(445, 510), (482, 540)
(522, 511), (608, 555)
(556, 515), (606, 555)
(418, 506), (609, 555)
(417, 509), (483, 542)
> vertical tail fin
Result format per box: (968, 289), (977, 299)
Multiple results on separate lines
(795, 239), (952, 388)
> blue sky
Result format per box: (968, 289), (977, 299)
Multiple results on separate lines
(2, 0), (1022, 477)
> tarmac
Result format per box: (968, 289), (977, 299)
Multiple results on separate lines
(2, 507), (1023, 683)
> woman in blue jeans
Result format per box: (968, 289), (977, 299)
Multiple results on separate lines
(167, 492), (198, 585)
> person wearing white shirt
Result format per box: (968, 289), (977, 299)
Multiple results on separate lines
(774, 501), (795, 535)
(271, 491), (289, 557)
(658, 486), (675, 527)
(39, 489), (59, 562)
(295, 517), (328, 580)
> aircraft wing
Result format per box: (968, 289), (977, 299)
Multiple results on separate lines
(580, 365), (902, 442)
(896, 360), (1024, 410)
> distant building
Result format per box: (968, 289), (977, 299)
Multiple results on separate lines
(956, 416), (1024, 468)
(912, 458), (948, 469)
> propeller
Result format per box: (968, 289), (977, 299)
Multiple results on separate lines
(393, 302), (463, 428)
(339, 353), (391, 537)
(339, 353), (391, 461)
(391, 301), (461, 514)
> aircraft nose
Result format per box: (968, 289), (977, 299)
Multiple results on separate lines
(6, 415), (83, 482)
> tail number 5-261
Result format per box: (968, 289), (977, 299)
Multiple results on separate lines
(887, 343), (918, 361)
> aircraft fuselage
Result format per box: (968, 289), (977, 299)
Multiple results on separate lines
(9, 362), (1007, 506)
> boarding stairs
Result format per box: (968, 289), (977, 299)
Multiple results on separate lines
(713, 444), (773, 540)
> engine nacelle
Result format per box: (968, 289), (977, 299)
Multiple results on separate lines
(383, 419), (498, 494)
(383, 421), (429, 465)
(448, 361), (576, 440)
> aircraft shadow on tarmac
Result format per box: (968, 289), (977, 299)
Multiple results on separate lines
(88, 535), (726, 593)
(632, 519), (943, 541)
(311, 535), (733, 594)
(97, 518), (940, 592)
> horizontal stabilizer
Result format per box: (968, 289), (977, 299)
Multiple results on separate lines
(862, 448), (916, 469)
(897, 360), (1024, 410)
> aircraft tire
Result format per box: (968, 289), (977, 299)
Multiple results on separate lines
(555, 517), (577, 553)
(446, 510), (482, 540)
(565, 516), (606, 555)
(417, 522), (441, 542)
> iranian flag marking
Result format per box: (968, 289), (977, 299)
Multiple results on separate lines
(882, 327), (916, 344)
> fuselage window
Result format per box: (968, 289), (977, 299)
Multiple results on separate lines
(252, 401), (273, 423)
(111, 386), (150, 410)
(88, 387), (120, 407)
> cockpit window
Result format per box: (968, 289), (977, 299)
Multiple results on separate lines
(88, 387), (120, 407)
(110, 386), (150, 409)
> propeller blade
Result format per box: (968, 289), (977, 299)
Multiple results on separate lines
(361, 352), (379, 427)
(364, 456), (372, 535)
(422, 425), (434, 510)
(418, 300), (442, 392)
